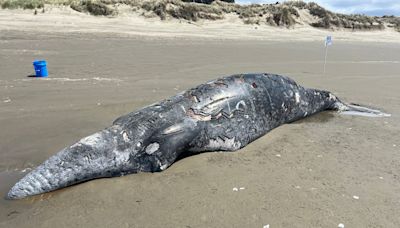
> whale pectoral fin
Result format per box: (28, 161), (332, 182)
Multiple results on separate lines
(143, 121), (201, 171)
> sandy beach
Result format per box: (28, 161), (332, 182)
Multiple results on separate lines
(1, 8), (400, 228)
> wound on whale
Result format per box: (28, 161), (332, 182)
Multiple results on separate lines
(7, 73), (389, 199)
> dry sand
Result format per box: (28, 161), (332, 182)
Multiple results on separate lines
(1, 8), (400, 228)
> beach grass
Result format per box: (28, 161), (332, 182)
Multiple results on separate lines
(1, 0), (47, 9)
(0, 0), (398, 32)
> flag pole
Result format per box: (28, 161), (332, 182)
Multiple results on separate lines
(323, 44), (328, 74)
(323, 35), (332, 75)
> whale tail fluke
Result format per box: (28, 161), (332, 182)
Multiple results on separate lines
(333, 101), (391, 118)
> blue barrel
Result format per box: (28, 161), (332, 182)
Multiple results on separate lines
(33, 60), (48, 77)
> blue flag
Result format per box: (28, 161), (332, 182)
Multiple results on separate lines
(325, 36), (332, 46)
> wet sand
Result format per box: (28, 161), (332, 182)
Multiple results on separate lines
(1, 30), (400, 227)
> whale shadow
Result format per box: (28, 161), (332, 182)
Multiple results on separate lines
(292, 111), (336, 124)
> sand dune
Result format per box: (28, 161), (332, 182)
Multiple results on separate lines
(1, 7), (400, 43)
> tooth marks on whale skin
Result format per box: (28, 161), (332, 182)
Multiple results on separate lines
(187, 108), (212, 121)
(162, 124), (184, 135)
(194, 96), (233, 114)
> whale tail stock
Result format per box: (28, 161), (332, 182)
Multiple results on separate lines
(302, 89), (389, 118)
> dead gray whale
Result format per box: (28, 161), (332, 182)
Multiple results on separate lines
(7, 73), (389, 199)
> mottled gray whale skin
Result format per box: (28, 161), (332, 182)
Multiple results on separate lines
(6, 73), (386, 199)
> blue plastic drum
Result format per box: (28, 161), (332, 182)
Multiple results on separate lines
(33, 60), (48, 77)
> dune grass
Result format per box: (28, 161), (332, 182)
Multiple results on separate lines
(0, 0), (398, 32)
(70, 0), (114, 16)
(382, 15), (400, 32)
(298, 2), (385, 30)
(139, 0), (224, 21)
(1, 0), (46, 9)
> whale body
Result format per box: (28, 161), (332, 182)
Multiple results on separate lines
(7, 73), (388, 199)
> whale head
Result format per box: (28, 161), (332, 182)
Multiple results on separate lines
(6, 125), (148, 200)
